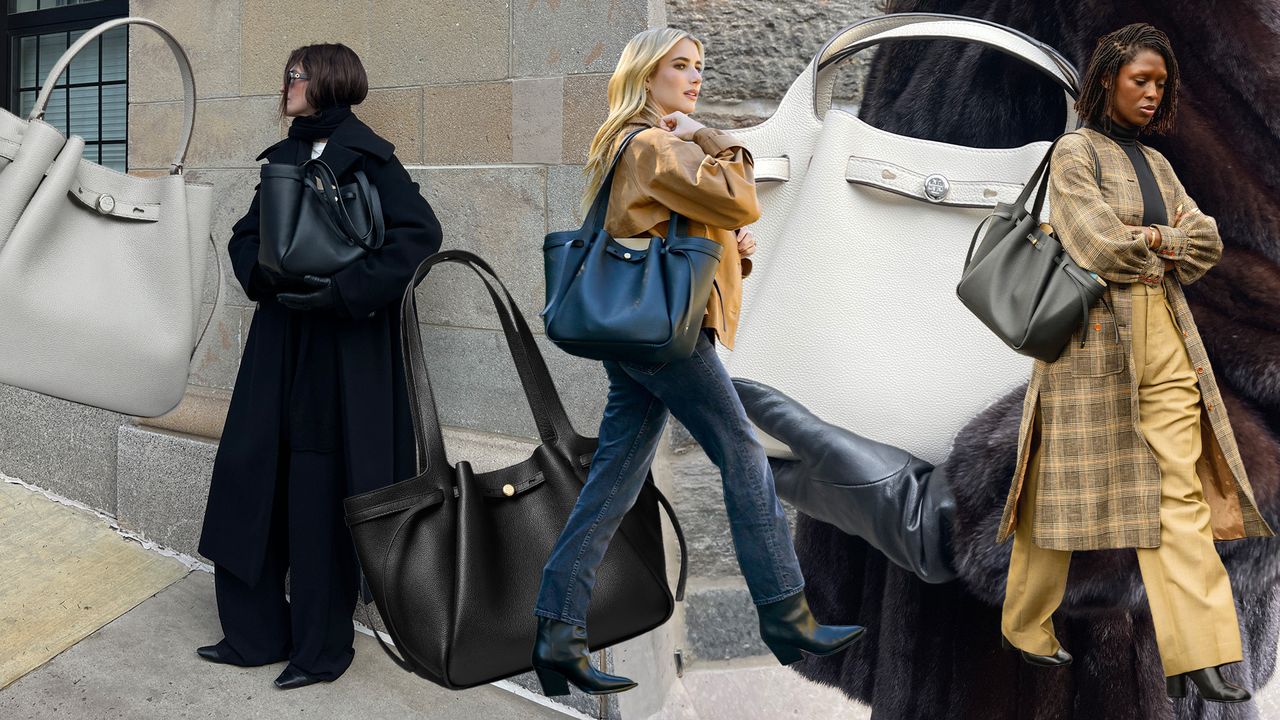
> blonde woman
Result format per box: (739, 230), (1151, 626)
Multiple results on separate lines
(530, 27), (864, 697)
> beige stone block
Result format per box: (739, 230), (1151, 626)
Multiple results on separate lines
(513, 0), (648, 77)
(140, 387), (232, 441)
(358, 87), (423, 164)
(129, 97), (283, 170)
(129, 0), (242, 102)
(190, 300), (244, 391)
(512, 77), (563, 165)
(365, 0), (509, 86)
(239, 1), (369, 96)
(561, 73), (610, 164)
(410, 166), (546, 331)
(424, 82), (513, 165)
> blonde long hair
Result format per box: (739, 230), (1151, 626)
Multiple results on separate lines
(580, 27), (704, 217)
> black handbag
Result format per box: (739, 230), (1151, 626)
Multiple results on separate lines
(343, 249), (687, 690)
(258, 158), (385, 277)
(956, 131), (1116, 363)
(542, 129), (723, 364)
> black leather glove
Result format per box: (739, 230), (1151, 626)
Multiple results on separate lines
(732, 378), (959, 584)
(277, 275), (342, 313)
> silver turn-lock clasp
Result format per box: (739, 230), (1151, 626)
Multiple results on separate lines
(95, 193), (116, 214)
(923, 174), (950, 203)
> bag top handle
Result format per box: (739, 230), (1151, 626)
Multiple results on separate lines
(400, 250), (579, 483)
(29, 17), (196, 175)
(810, 14), (1080, 127)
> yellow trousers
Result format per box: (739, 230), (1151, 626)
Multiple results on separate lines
(1001, 282), (1243, 676)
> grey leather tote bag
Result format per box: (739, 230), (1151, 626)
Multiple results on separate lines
(0, 17), (213, 417)
(957, 132), (1115, 363)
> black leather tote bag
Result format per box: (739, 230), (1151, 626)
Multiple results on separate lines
(343, 250), (687, 690)
(258, 158), (385, 277)
(956, 132), (1115, 363)
(542, 129), (723, 364)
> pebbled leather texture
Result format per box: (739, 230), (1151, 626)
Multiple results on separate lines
(542, 130), (722, 364)
(258, 160), (384, 277)
(733, 378), (958, 584)
(0, 17), (211, 417)
(723, 14), (1080, 463)
(343, 250), (687, 690)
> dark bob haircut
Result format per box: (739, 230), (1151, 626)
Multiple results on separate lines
(1076, 23), (1180, 135)
(281, 43), (369, 115)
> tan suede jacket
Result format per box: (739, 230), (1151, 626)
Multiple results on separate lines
(605, 122), (760, 349)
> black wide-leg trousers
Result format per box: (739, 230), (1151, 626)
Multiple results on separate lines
(213, 447), (360, 680)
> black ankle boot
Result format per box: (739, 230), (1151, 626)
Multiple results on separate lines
(1001, 635), (1072, 667)
(1166, 665), (1251, 703)
(756, 591), (865, 665)
(530, 617), (637, 696)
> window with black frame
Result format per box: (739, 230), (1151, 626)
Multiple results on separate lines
(3, 0), (128, 171)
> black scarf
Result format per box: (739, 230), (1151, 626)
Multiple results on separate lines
(288, 105), (353, 142)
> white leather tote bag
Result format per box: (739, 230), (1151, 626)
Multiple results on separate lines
(726, 15), (1080, 463)
(0, 17), (213, 417)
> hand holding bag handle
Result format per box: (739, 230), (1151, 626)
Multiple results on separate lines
(32, 17), (195, 175)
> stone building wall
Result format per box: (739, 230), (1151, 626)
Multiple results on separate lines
(0, 1), (885, 716)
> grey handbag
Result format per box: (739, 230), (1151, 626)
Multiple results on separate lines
(956, 131), (1115, 363)
(0, 17), (213, 417)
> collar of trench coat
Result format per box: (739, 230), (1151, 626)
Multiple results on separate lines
(602, 121), (761, 350)
(995, 127), (1275, 551)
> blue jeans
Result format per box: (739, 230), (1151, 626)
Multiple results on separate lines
(534, 330), (804, 626)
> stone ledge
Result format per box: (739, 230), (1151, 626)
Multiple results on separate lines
(138, 386), (232, 441)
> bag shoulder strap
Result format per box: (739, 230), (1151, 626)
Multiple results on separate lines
(581, 127), (651, 231)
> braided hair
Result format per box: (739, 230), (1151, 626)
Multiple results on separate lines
(1076, 23), (1180, 135)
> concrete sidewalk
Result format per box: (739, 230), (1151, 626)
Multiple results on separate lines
(0, 571), (572, 720)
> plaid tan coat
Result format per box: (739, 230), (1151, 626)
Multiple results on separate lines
(995, 128), (1275, 550)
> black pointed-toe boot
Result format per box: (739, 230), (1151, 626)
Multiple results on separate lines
(1166, 665), (1251, 703)
(530, 617), (637, 696)
(273, 665), (329, 690)
(756, 591), (865, 665)
(1001, 636), (1073, 667)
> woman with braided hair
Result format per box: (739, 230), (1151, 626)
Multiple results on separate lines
(997, 23), (1273, 703)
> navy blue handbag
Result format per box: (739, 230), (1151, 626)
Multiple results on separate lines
(541, 129), (724, 363)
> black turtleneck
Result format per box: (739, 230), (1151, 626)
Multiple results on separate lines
(1085, 118), (1167, 226)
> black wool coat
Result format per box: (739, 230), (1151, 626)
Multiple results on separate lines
(199, 115), (442, 586)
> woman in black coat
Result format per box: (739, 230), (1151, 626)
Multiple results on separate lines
(196, 43), (442, 689)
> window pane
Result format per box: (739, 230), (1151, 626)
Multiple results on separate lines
(100, 83), (124, 140)
(19, 91), (36, 117)
(18, 36), (38, 88)
(9, 0), (105, 11)
(37, 32), (67, 84)
(68, 29), (99, 84)
(69, 85), (97, 140)
(100, 143), (124, 172)
(100, 26), (126, 81)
